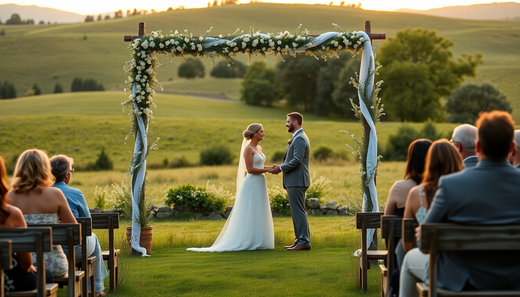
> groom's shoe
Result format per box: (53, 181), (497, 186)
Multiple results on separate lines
(287, 244), (311, 251)
(284, 243), (297, 249)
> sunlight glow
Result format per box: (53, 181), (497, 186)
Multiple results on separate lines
(0, 0), (518, 15)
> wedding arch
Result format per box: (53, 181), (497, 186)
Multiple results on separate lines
(123, 21), (385, 255)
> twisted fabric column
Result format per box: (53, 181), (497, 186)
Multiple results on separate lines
(131, 83), (149, 256)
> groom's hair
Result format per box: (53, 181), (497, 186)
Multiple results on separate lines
(287, 112), (303, 126)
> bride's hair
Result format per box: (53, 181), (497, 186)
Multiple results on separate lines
(243, 123), (262, 140)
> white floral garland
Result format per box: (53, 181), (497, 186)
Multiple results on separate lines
(122, 25), (374, 256)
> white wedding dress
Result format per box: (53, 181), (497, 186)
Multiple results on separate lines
(187, 152), (274, 252)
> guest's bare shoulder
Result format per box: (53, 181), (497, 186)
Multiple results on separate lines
(6, 205), (27, 227)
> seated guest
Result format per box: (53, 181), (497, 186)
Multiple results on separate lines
(508, 130), (520, 168)
(400, 111), (520, 297)
(8, 149), (77, 278)
(402, 139), (463, 252)
(50, 154), (108, 297)
(0, 156), (54, 293)
(451, 124), (478, 168)
(384, 139), (432, 216)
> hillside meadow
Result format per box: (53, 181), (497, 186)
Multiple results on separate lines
(0, 92), (459, 207)
(1, 3), (520, 119)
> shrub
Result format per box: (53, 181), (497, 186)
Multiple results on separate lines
(306, 173), (332, 202)
(269, 186), (291, 215)
(178, 57), (205, 79)
(384, 122), (444, 161)
(271, 151), (285, 163)
(169, 156), (191, 168)
(110, 181), (132, 215)
(210, 60), (247, 78)
(87, 148), (114, 171)
(93, 185), (109, 209)
(313, 146), (334, 161)
(165, 183), (228, 213)
(200, 146), (233, 166)
(53, 83), (63, 93)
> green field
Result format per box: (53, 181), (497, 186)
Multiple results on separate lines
(1, 3), (520, 119)
(0, 92), (458, 208)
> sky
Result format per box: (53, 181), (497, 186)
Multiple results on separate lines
(1, 0), (518, 15)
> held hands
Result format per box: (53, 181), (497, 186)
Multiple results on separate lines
(269, 164), (282, 175)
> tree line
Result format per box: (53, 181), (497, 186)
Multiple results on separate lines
(237, 28), (512, 124)
(0, 78), (104, 100)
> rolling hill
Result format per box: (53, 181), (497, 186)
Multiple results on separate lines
(396, 2), (520, 20)
(1, 3), (520, 119)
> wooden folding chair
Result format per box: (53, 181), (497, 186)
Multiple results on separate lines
(379, 216), (403, 297)
(0, 227), (58, 297)
(91, 213), (120, 291)
(355, 212), (386, 291)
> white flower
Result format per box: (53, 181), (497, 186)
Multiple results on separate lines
(277, 40), (282, 45)
(371, 106), (375, 109)
(199, 36), (204, 41)
(219, 34), (223, 38)
(244, 37), (250, 42)
(292, 42), (298, 48)
(334, 41), (339, 47)
(184, 38), (189, 43)
(197, 44), (203, 51)
(242, 42), (247, 49)
(262, 47), (266, 51)
(177, 46), (183, 52)
(234, 47), (238, 51)
(159, 43), (164, 48)
(191, 43), (196, 50)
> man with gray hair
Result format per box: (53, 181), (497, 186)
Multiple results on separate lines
(451, 124), (478, 168)
(509, 130), (520, 168)
(50, 155), (108, 296)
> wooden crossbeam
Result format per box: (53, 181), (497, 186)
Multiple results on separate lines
(123, 21), (386, 43)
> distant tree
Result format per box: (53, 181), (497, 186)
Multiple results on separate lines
(384, 122), (443, 161)
(213, 0), (219, 6)
(113, 10), (123, 18)
(167, 7), (174, 11)
(0, 30), (5, 36)
(150, 9), (157, 13)
(445, 83), (512, 124)
(84, 15), (94, 22)
(104, 15), (111, 20)
(126, 9), (132, 17)
(53, 83), (63, 93)
(331, 57), (359, 118)
(210, 60), (247, 78)
(276, 55), (325, 111)
(240, 61), (278, 106)
(89, 148), (113, 171)
(378, 28), (482, 122)
(313, 53), (352, 116)
(178, 58), (205, 79)
(32, 84), (41, 95)
(208, 2), (212, 7)
(97, 14), (102, 21)
(175, 6), (185, 10)
(83, 79), (104, 91)
(339, 1), (345, 6)
(24, 19), (34, 25)
(0, 19), (3, 25)
(38, 20), (45, 25)
(71, 78), (83, 92)
(6, 14), (22, 25)
(0, 81), (16, 99)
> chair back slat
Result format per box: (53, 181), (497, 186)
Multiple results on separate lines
(76, 217), (92, 236)
(402, 218), (418, 244)
(0, 227), (53, 252)
(91, 213), (120, 229)
(356, 212), (383, 229)
(420, 224), (520, 252)
(0, 239), (12, 270)
(381, 216), (403, 239)
(27, 223), (81, 246)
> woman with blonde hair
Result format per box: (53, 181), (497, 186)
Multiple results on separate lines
(188, 123), (275, 252)
(9, 149), (76, 278)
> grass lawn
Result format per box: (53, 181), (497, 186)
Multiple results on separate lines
(64, 217), (382, 297)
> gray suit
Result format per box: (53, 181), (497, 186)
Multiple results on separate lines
(425, 159), (520, 291)
(281, 129), (311, 246)
(462, 155), (478, 168)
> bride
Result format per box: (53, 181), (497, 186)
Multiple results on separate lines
(187, 123), (275, 252)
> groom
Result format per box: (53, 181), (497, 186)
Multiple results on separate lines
(272, 112), (311, 251)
